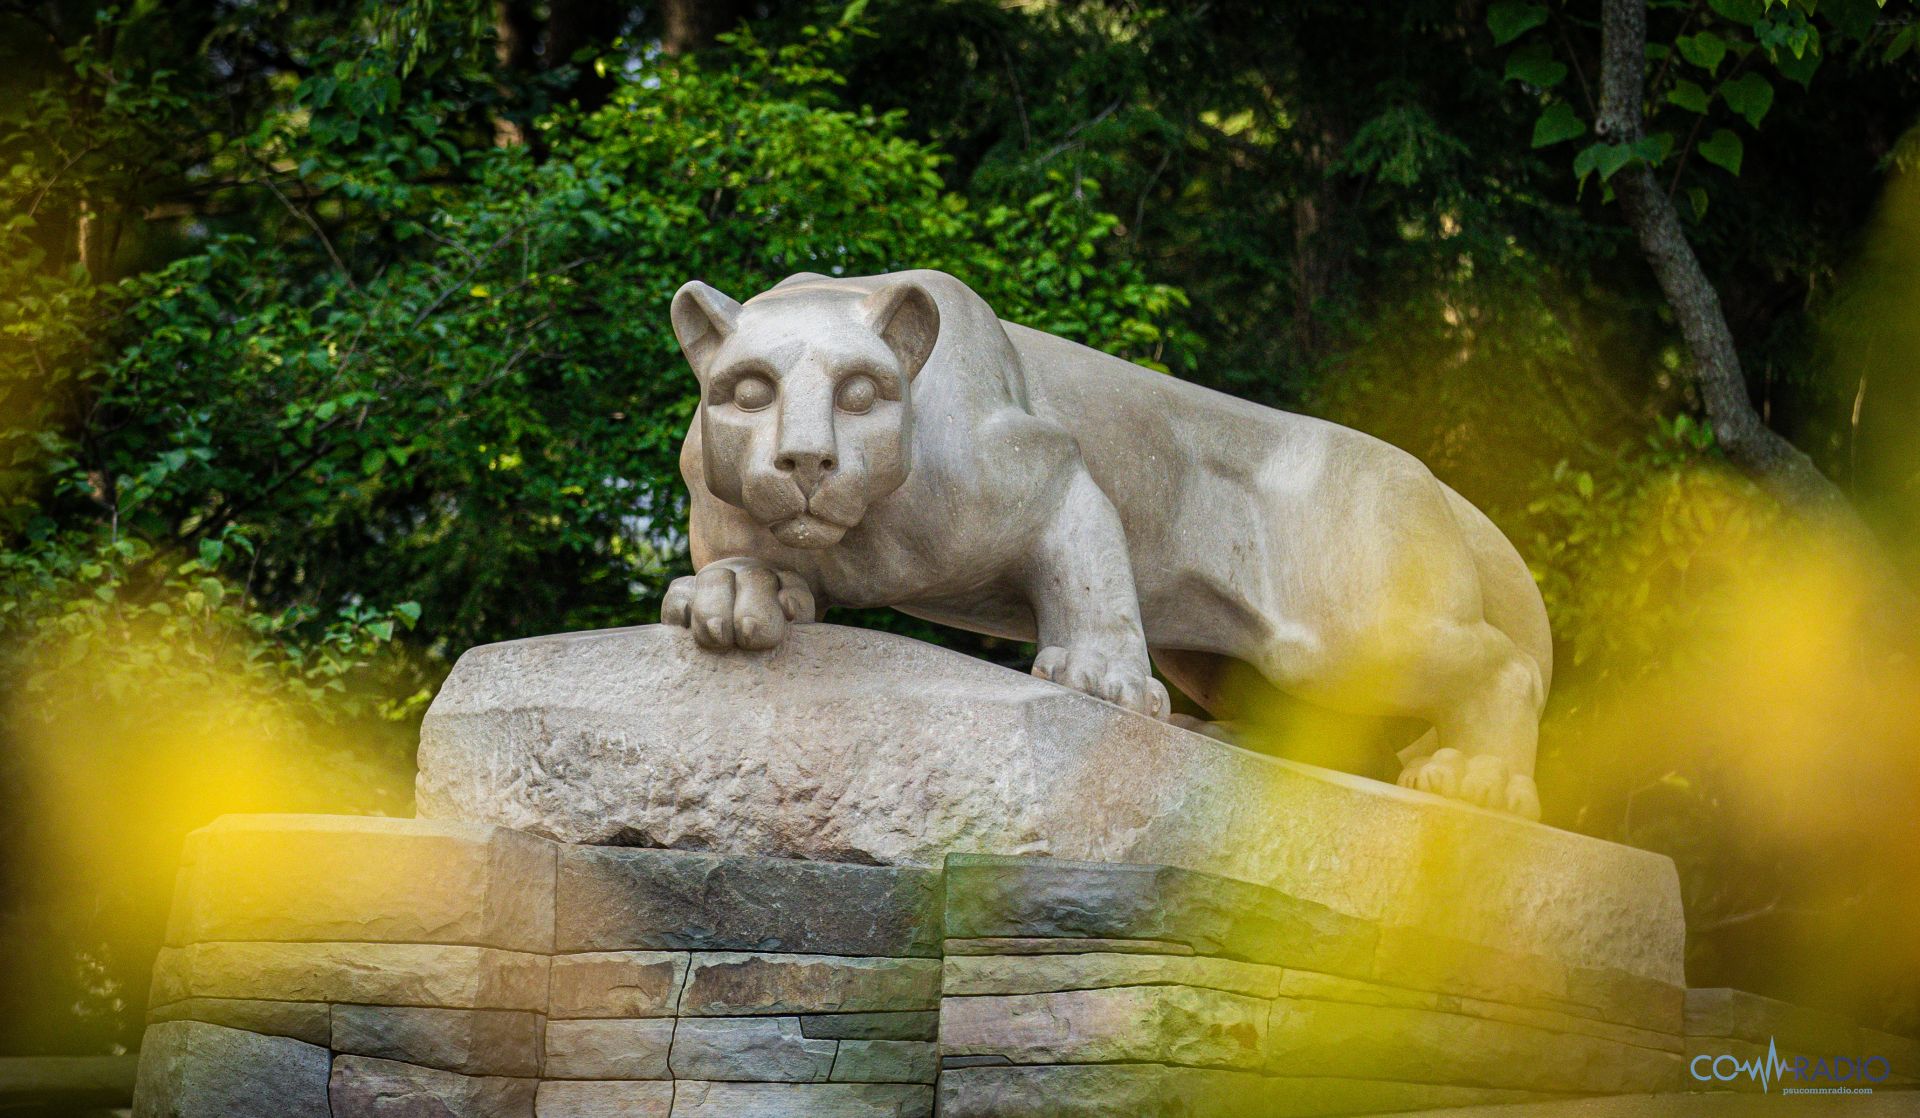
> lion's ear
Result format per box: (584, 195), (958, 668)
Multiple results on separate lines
(671, 280), (742, 380)
(861, 282), (940, 380)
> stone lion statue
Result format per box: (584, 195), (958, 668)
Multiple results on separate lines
(661, 269), (1551, 818)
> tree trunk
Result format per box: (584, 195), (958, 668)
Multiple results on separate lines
(657, 0), (750, 55)
(1595, 0), (1853, 519)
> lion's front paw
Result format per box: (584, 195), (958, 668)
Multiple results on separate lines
(661, 561), (815, 651)
(1033, 646), (1170, 719)
(1397, 748), (1541, 820)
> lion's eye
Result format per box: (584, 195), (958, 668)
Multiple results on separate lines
(731, 375), (775, 411)
(835, 374), (878, 414)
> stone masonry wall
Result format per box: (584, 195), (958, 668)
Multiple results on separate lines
(134, 815), (1915, 1117)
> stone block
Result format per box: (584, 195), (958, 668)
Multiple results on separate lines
(146, 997), (330, 1047)
(329, 1055), (536, 1117)
(330, 1006), (542, 1077)
(943, 854), (1375, 976)
(667, 1016), (837, 1082)
(548, 951), (688, 1018)
(798, 1012), (938, 1041)
(940, 986), (1269, 1071)
(666, 1081), (934, 1117)
(1567, 964), (1686, 1034)
(534, 1080), (673, 1118)
(679, 953), (939, 1016)
(936, 1064), (1561, 1118)
(1685, 987), (1860, 1054)
(1275, 969), (1681, 1053)
(941, 952), (1282, 1000)
(151, 942), (548, 1011)
(555, 845), (940, 957)
(943, 936), (1194, 957)
(541, 1018), (674, 1080)
(831, 1040), (937, 1084)
(417, 625), (1684, 986)
(1265, 996), (1681, 1094)
(133, 1020), (330, 1118)
(167, 814), (554, 953)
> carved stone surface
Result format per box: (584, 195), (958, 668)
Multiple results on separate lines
(329, 1006), (542, 1077)
(668, 1017), (838, 1082)
(546, 951), (687, 1019)
(830, 1040), (939, 1085)
(1264, 998), (1681, 1094)
(166, 813), (554, 953)
(151, 941), (549, 1011)
(667, 1080), (934, 1117)
(659, 270), (1552, 817)
(940, 952), (1283, 1001)
(532, 1079), (673, 1118)
(146, 997), (332, 1047)
(417, 625), (1685, 985)
(678, 953), (941, 1016)
(940, 986), (1271, 1071)
(133, 1021), (331, 1118)
(540, 1019), (673, 1080)
(937, 1064), (1559, 1118)
(554, 845), (940, 957)
(328, 1055), (537, 1117)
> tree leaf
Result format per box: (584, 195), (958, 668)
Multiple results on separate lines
(1488, 1), (1549, 46)
(1688, 186), (1710, 220)
(1532, 101), (1587, 148)
(1505, 44), (1568, 88)
(1595, 142), (1637, 181)
(1667, 79), (1712, 113)
(1676, 32), (1728, 74)
(1720, 72), (1774, 127)
(1709, 0), (1765, 23)
(1698, 128), (1745, 175)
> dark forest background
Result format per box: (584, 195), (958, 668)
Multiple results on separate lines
(3, 0), (1919, 1061)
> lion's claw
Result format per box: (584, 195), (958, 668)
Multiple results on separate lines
(1033, 645), (1169, 719)
(662, 560), (813, 651)
(1398, 748), (1541, 820)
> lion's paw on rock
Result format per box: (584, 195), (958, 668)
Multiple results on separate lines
(1032, 645), (1169, 720)
(662, 563), (814, 651)
(1397, 748), (1541, 820)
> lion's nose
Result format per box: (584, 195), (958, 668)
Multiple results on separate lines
(776, 451), (836, 495)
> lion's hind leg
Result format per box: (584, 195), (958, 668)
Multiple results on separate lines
(1393, 622), (1544, 820)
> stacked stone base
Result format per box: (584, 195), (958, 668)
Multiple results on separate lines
(134, 816), (1916, 1117)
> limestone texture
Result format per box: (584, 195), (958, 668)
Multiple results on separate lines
(797, 1012), (938, 1041)
(940, 986), (1270, 1071)
(132, 1021), (330, 1118)
(547, 951), (688, 1019)
(554, 845), (940, 957)
(328, 1055), (537, 1117)
(416, 624), (1684, 984)
(167, 814), (553, 952)
(830, 1040), (938, 1084)
(533, 1079), (673, 1118)
(678, 952), (940, 1016)
(329, 1005), (542, 1077)
(940, 952), (1283, 1000)
(1265, 997), (1681, 1094)
(150, 941), (548, 1010)
(936, 1064), (1563, 1118)
(145, 997), (331, 1047)
(667, 1017), (838, 1082)
(943, 854), (1374, 975)
(541, 1018), (674, 1080)
(666, 1080), (933, 1117)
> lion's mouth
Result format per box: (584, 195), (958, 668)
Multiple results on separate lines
(769, 511), (849, 548)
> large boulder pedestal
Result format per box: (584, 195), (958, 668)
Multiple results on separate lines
(140, 624), (1899, 1117)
